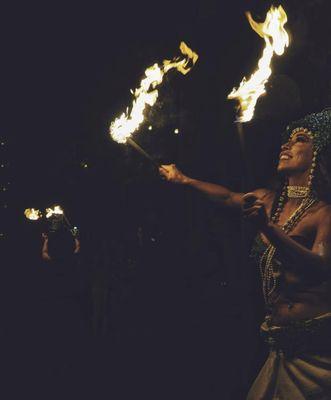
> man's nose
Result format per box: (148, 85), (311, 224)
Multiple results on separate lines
(281, 141), (291, 151)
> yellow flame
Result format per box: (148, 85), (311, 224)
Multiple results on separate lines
(109, 42), (198, 144)
(24, 208), (42, 220)
(227, 5), (289, 122)
(46, 205), (64, 219)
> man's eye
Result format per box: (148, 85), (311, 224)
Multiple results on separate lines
(296, 136), (307, 142)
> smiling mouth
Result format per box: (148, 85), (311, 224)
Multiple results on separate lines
(280, 155), (291, 160)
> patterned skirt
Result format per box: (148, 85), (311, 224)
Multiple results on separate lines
(247, 312), (331, 400)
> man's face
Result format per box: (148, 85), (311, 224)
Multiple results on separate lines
(277, 129), (314, 176)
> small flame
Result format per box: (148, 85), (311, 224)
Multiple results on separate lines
(109, 42), (198, 144)
(227, 5), (289, 122)
(46, 205), (64, 219)
(24, 208), (42, 220)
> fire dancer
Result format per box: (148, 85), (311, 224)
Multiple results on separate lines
(41, 206), (80, 261)
(41, 231), (80, 261)
(160, 109), (331, 399)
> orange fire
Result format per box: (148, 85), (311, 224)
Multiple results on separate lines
(24, 208), (42, 220)
(228, 5), (289, 122)
(45, 205), (64, 219)
(109, 42), (198, 144)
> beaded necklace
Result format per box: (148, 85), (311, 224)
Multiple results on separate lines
(287, 185), (310, 198)
(259, 188), (317, 307)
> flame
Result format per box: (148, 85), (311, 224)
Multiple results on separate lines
(109, 42), (198, 144)
(227, 5), (289, 122)
(46, 205), (64, 219)
(24, 208), (42, 220)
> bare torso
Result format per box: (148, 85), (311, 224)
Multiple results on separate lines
(257, 190), (331, 325)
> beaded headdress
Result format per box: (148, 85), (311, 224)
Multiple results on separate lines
(284, 108), (331, 152)
(281, 108), (331, 197)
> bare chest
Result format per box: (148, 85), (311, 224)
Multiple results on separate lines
(261, 201), (317, 248)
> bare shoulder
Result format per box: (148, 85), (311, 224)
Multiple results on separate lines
(315, 203), (331, 223)
(310, 204), (331, 241)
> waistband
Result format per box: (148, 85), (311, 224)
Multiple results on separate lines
(261, 312), (331, 356)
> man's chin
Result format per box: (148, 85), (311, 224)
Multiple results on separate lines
(277, 164), (300, 177)
(277, 164), (290, 175)
(277, 164), (284, 172)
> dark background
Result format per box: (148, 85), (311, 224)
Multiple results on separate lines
(2, 0), (331, 399)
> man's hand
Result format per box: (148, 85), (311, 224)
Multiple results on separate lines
(159, 164), (189, 184)
(242, 193), (269, 229)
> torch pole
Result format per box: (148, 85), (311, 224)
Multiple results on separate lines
(127, 137), (167, 172)
(236, 122), (245, 154)
(63, 213), (72, 229)
(235, 122), (250, 192)
(63, 213), (80, 237)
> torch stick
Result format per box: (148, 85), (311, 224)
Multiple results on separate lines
(63, 213), (79, 237)
(127, 137), (167, 172)
(63, 213), (73, 229)
(235, 122), (251, 192)
(236, 122), (245, 155)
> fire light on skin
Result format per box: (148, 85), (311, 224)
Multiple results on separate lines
(24, 208), (42, 220)
(45, 205), (64, 219)
(227, 5), (289, 122)
(109, 42), (198, 144)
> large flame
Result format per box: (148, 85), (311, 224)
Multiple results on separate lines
(227, 5), (289, 122)
(109, 42), (198, 144)
(24, 208), (42, 220)
(46, 205), (64, 219)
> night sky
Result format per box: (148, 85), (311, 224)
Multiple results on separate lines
(3, 0), (331, 209)
(2, 0), (331, 398)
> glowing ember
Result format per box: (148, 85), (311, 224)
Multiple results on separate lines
(109, 42), (198, 144)
(46, 205), (64, 219)
(227, 5), (289, 122)
(24, 208), (42, 220)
